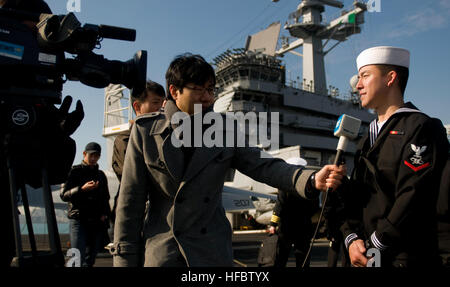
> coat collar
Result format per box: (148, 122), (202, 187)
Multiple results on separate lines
(149, 101), (178, 136)
(366, 102), (422, 153)
(150, 100), (224, 186)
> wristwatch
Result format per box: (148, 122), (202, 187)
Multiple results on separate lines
(310, 172), (316, 190)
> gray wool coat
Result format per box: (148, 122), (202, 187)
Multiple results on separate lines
(112, 101), (316, 267)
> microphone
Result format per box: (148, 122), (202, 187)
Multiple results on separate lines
(302, 114), (361, 268)
(332, 114), (361, 167)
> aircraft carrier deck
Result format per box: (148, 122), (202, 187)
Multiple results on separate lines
(94, 231), (332, 267)
(21, 231), (337, 267)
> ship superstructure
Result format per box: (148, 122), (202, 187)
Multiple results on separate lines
(213, 0), (375, 172)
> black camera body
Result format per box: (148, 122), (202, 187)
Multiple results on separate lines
(0, 16), (64, 104)
(0, 8), (147, 109)
(0, 8), (147, 181)
(0, 6), (149, 266)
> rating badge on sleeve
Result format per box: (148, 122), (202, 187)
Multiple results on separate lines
(404, 144), (430, 172)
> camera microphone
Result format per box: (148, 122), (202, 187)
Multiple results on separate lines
(98, 25), (136, 42)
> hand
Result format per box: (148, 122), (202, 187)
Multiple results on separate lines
(268, 226), (276, 234)
(58, 96), (84, 136)
(349, 239), (368, 267)
(81, 180), (99, 191)
(314, 164), (346, 191)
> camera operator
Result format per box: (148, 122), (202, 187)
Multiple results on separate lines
(0, 0), (84, 266)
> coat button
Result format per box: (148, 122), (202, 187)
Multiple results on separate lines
(200, 227), (207, 234)
(204, 197), (210, 203)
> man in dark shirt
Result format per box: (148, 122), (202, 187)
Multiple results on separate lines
(111, 80), (165, 182)
(268, 157), (318, 267)
(111, 80), (165, 222)
(61, 142), (110, 267)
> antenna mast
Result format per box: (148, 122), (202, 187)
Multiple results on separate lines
(276, 0), (367, 95)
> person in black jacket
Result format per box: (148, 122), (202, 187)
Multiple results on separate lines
(111, 80), (165, 221)
(340, 46), (449, 267)
(323, 184), (351, 267)
(61, 142), (110, 267)
(268, 157), (319, 267)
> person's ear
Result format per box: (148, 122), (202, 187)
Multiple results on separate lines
(132, 101), (141, 114)
(386, 70), (397, 87)
(169, 85), (179, 100)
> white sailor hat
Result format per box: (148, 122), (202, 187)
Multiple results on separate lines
(356, 46), (410, 71)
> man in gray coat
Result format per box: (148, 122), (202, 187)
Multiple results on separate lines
(112, 53), (345, 267)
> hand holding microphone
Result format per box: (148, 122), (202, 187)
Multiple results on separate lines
(314, 164), (347, 192)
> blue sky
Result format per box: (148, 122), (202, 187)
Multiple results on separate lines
(43, 0), (450, 169)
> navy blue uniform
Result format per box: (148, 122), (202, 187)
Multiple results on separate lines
(341, 102), (449, 267)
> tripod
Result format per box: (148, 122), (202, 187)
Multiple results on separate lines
(4, 132), (65, 267)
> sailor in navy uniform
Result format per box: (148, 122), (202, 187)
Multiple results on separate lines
(340, 46), (449, 267)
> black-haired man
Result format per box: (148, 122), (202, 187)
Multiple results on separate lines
(61, 142), (110, 267)
(111, 80), (165, 223)
(341, 46), (449, 267)
(112, 80), (165, 183)
(113, 53), (346, 267)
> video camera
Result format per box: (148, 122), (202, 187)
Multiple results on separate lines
(0, 6), (148, 266)
(0, 8), (147, 125)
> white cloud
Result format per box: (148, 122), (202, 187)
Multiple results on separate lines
(387, 7), (449, 39)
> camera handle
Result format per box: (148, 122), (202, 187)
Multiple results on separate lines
(4, 133), (65, 267)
